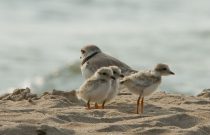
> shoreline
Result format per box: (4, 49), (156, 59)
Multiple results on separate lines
(0, 88), (210, 135)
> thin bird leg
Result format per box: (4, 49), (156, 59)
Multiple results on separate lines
(141, 97), (144, 114)
(95, 103), (99, 109)
(86, 100), (91, 110)
(137, 95), (141, 114)
(102, 100), (106, 109)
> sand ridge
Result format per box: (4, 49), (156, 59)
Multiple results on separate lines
(0, 88), (210, 135)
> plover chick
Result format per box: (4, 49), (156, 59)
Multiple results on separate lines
(120, 63), (175, 114)
(77, 67), (115, 109)
(100, 66), (124, 109)
(80, 45), (136, 79)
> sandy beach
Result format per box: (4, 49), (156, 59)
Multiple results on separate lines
(0, 88), (210, 135)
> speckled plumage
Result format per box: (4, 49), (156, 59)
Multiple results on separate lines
(104, 66), (122, 105)
(77, 67), (114, 109)
(121, 63), (175, 114)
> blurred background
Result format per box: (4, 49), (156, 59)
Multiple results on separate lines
(0, 0), (210, 95)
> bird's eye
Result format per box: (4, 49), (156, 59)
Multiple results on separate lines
(81, 50), (86, 54)
(113, 71), (117, 74)
(102, 73), (107, 75)
(162, 68), (167, 71)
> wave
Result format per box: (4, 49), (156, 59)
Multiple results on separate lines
(23, 61), (83, 94)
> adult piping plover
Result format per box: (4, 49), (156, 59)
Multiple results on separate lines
(101, 66), (124, 108)
(80, 45), (136, 79)
(77, 67), (115, 109)
(120, 63), (175, 114)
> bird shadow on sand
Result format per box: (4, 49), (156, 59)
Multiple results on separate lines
(55, 111), (143, 124)
(107, 101), (190, 117)
(107, 102), (165, 115)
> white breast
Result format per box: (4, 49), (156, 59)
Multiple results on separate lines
(81, 63), (94, 79)
(105, 80), (120, 103)
(143, 82), (160, 97)
(90, 81), (111, 103)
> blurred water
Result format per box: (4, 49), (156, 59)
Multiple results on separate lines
(0, 0), (210, 95)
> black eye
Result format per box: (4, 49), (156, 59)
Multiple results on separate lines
(81, 50), (85, 54)
(102, 73), (107, 75)
(113, 71), (117, 74)
(162, 68), (167, 71)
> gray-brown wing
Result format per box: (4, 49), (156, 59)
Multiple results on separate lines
(79, 78), (106, 94)
(128, 72), (161, 89)
(88, 52), (137, 75)
(80, 79), (97, 92)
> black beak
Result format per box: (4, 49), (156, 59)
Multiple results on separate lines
(120, 74), (124, 78)
(111, 76), (116, 80)
(170, 71), (175, 75)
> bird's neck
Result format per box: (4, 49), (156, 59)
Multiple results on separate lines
(81, 52), (99, 65)
(150, 70), (162, 83)
(151, 70), (161, 77)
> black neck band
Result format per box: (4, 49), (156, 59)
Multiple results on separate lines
(81, 52), (99, 65)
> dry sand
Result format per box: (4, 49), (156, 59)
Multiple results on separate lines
(0, 88), (210, 135)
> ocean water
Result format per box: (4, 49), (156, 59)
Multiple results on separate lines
(0, 0), (210, 95)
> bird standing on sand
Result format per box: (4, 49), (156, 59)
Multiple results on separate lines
(100, 66), (124, 109)
(80, 45), (136, 79)
(77, 67), (115, 109)
(120, 63), (175, 114)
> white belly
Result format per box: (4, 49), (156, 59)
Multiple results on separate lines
(85, 82), (111, 103)
(105, 80), (120, 103)
(126, 82), (160, 97)
(143, 83), (160, 97)
(81, 63), (94, 79)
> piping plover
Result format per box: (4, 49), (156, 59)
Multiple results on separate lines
(80, 45), (136, 79)
(77, 67), (115, 109)
(120, 63), (175, 114)
(101, 66), (124, 108)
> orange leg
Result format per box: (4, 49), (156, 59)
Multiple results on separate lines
(86, 100), (91, 110)
(136, 96), (141, 114)
(102, 100), (106, 109)
(95, 103), (99, 109)
(141, 97), (144, 114)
